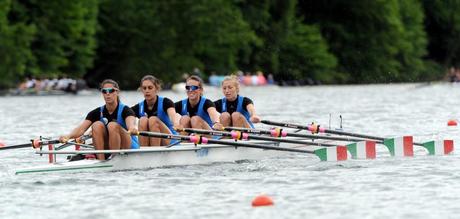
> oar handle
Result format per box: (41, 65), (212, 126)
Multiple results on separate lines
(55, 134), (93, 150)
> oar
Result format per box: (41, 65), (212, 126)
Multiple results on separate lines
(185, 127), (377, 160)
(224, 126), (373, 143)
(261, 120), (455, 157)
(0, 139), (60, 151)
(59, 141), (94, 149)
(133, 131), (347, 161)
(261, 120), (386, 141)
(0, 142), (35, 150)
(55, 135), (93, 150)
(0, 135), (92, 151)
(179, 128), (343, 147)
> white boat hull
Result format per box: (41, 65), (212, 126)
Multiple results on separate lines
(15, 142), (283, 174)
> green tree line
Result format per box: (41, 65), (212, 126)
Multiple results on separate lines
(0, 0), (458, 89)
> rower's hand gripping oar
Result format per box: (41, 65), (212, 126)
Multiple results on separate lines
(54, 134), (93, 150)
(132, 130), (347, 162)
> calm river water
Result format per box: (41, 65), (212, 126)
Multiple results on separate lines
(0, 83), (459, 218)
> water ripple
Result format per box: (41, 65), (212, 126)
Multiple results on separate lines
(2, 84), (460, 218)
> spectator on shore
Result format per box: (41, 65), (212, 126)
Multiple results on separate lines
(256, 71), (267, 85)
(236, 70), (244, 84)
(267, 74), (275, 85)
(243, 72), (252, 86)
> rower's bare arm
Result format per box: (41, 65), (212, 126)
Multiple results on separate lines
(207, 107), (221, 124)
(125, 116), (138, 133)
(60, 120), (92, 142)
(167, 108), (179, 127)
(247, 104), (261, 123)
(208, 107), (224, 130)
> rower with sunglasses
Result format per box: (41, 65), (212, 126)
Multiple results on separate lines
(214, 75), (261, 128)
(131, 75), (179, 146)
(175, 75), (223, 131)
(59, 79), (139, 160)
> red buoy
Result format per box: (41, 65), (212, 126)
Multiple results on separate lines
(252, 195), (274, 207)
(0, 139), (5, 147)
(447, 119), (457, 126)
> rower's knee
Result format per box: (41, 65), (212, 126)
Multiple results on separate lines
(148, 116), (161, 124)
(107, 121), (121, 133)
(231, 112), (244, 121)
(220, 112), (231, 122)
(92, 121), (105, 133)
(92, 121), (105, 128)
(190, 116), (203, 126)
(148, 116), (161, 129)
(180, 116), (191, 126)
(138, 117), (148, 131)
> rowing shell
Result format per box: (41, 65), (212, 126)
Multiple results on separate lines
(15, 141), (284, 175)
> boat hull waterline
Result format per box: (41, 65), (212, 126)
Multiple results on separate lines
(15, 142), (286, 174)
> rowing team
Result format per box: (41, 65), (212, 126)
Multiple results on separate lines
(59, 75), (261, 160)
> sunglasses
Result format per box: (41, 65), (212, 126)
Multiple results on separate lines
(100, 87), (118, 94)
(185, 85), (200, 91)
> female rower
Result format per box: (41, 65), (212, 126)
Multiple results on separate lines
(214, 75), (260, 128)
(175, 75), (223, 131)
(131, 75), (179, 146)
(59, 79), (139, 160)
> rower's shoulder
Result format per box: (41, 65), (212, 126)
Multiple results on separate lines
(204, 98), (215, 106)
(88, 106), (100, 114)
(214, 98), (223, 104)
(121, 105), (135, 115)
(162, 97), (174, 104)
(242, 96), (253, 103)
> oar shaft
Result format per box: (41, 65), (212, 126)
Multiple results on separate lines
(182, 128), (338, 147)
(225, 126), (372, 142)
(55, 135), (93, 150)
(1, 135), (92, 151)
(207, 138), (315, 154)
(324, 129), (385, 141)
(137, 131), (315, 154)
(261, 120), (385, 141)
(64, 141), (94, 149)
(0, 139), (60, 151)
(0, 143), (32, 150)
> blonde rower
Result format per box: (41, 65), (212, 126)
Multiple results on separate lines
(214, 75), (260, 128)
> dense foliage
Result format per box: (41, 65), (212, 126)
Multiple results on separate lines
(0, 0), (458, 89)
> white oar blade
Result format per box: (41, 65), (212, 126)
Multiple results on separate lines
(347, 141), (376, 159)
(422, 140), (454, 155)
(314, 146), (348, 161)
(383, 136), (414, 157)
